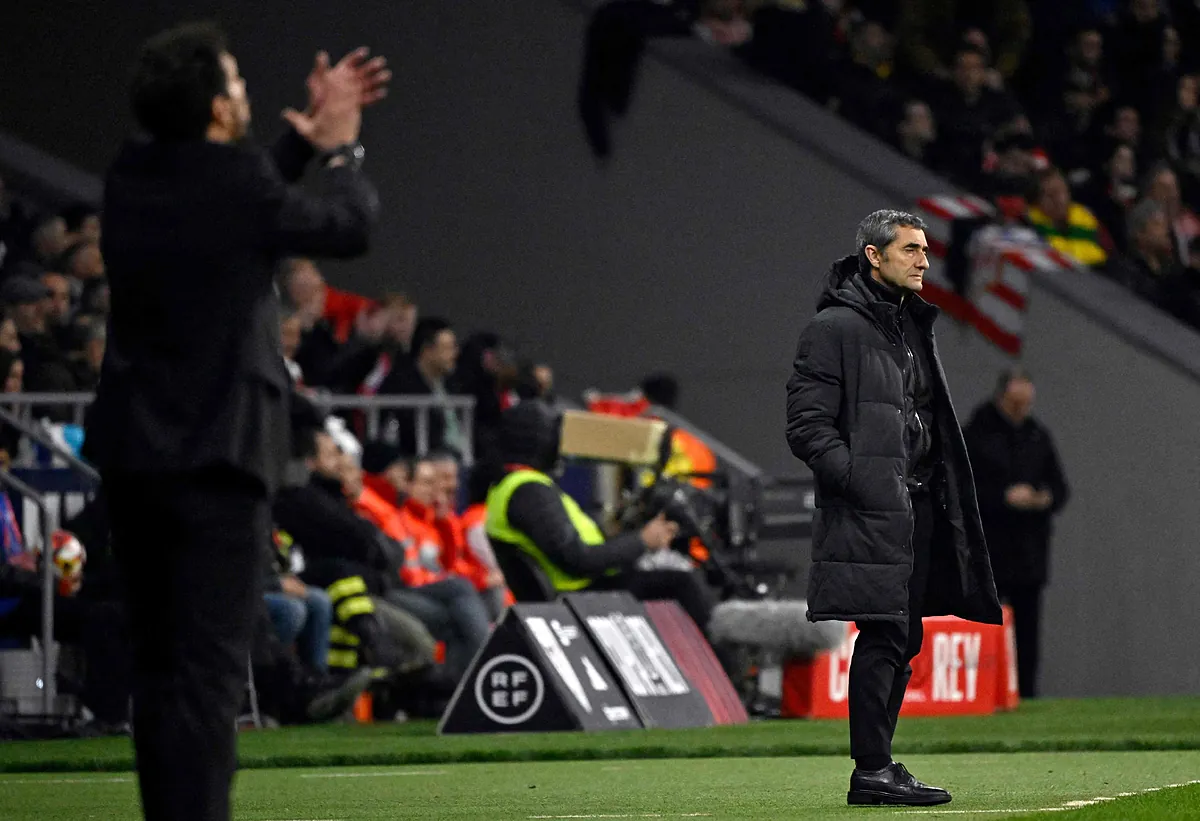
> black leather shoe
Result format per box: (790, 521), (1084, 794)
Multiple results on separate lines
(847, 762), (952, 806)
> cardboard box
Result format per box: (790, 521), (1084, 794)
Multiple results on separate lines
(559, 410), (667, 466)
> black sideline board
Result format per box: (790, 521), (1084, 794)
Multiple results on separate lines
(564, 591), (715, 729)
(439, 602), (642, 734)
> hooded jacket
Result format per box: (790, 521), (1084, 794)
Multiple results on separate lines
(786, 255), (1002, 625)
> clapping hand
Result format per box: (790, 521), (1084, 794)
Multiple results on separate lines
(283, 47), (392, 151)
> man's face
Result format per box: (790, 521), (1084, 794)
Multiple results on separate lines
(309, 432), (343, 480)
(385, 303), (417, 346)
(1178, 75), (1198, 111)
(4, 360), (22, 394)
(339, 451), (364, 498)
(1149, 169), (1182, 216)
(384, 461), (411, 497)
(286, 262), (325, 316)
(1038, 174), (1071, 223)
(280, 314), (303, 360)
(1077, 30), (1103, 67)
(0, 320), (19, 354)
(868, 225), (929, 292)
(214, 52), (251, 141)
(1000, 378), (1035, 423)
(12, 301), (44, 334)
(1132, 0), (1158, 22)
(41, 274), (70, 325)
(954, 52), (986, 97)
(899, 101), (936, 143)
(1138, 211), (1173, 256)
(409, 461), (440, 507)
(423, 329), (459, 377)
(852, 21), (892, 67)
(1111, 107), (1141, 144)
(1110, 145), (1136, 182)
(433, 459), (459, 500)
(33, 217), (69, 262)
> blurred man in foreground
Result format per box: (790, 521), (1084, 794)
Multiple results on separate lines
(83, 22), (388, 821)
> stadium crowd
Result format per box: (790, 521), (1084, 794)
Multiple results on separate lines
(583, 0), (1200, 328)
(0, 168), (570, 728)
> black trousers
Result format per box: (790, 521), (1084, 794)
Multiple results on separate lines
(105, 466), (269, 821)
(997, 583), (1043, 699)
(848, 491), (934, 764)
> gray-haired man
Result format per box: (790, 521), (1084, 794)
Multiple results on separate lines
(786, 210), (1002, 806)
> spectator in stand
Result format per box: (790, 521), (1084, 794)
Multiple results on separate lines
(1027, 167), (1112, 267)
(1096, 103), (1148, 173)
(280, 310), (305, 385)
(831, 17), (900, 141)
(1108, 199), (1198, 323)
(428, 450), (512, 620)
(1111, 0), (1172, 101)
(261, 538), (334, 674)
(318, 292), (417, 395)
(964, 368), (1068, 698)
(1036, 27), (1111, 174)
(350, 452), (492, 679)
(58, 240), (106, 283)
(60, 203), (102, 245)
(283, 257), (377, 346)
(29, 215), (71, 267)
(898, 0), (1031, 87)
(454, 331), (515, 463)
(41, 271), (75, 349)
(931, 43), (1024, 187)
(1076, 141), (1139, 254)
(893, 99), (940, 170)
(1162, 75), (1200, 200)
(1143, 161), (1200, 263)
(0, 350), (23, 464)
(379, 317), (466, 457)
(980, 131), (1040, 202)
(1, 276), (77, 393)
(72, 319), (106, 392)
(0, 317), (20, 355)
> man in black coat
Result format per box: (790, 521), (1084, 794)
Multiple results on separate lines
(786, 210), (1001, 807)
(82, 23), (388, 821)
(964, 368), (1068, 698)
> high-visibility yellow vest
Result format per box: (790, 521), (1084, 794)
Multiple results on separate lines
(485, 469), (608, 592)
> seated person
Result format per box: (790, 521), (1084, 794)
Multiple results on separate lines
(273, 426), (436, 678)
(346, 451), (492, 680)
(1026, 166), (1112, 268)
(261, 531), (333, 673)
(485, 400), (717, 635)
(427, 450), (513, 621)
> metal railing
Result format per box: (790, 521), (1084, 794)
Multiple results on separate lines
(0, 392), (478, 464)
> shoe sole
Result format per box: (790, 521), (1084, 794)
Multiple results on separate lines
(848, 790), (952, 806)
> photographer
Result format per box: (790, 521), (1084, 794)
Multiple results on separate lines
(485, 400), (715, 633)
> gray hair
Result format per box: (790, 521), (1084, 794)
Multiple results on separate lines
(1127, 198), (1165, 242)
(856, 209), (928, 272)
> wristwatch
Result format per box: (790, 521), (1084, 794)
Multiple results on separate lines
(321, 142), (365, 170)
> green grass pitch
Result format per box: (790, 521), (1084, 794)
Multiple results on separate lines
(4, 697), (1200, 819)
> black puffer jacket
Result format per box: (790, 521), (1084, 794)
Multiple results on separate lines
(786, 255), (1002, 625)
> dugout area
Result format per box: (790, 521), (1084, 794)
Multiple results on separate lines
(3, 696), (1200, 820)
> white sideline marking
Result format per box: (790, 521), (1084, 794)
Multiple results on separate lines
(0, 776), (134, 784)
(894, 778), (1200, 815)
(528, 815), (711, 819)
(298, 769), (448, 779)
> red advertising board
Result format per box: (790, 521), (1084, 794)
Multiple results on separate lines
(782, 607), (1018, 719)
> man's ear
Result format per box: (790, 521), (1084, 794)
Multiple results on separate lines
(864, 244), (882, 268)
(210, 94), (232, 129)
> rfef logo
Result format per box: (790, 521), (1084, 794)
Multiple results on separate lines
(474, 654), (544, 725)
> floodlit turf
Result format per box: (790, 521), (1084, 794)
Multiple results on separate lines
(2, 696), (1200, 773)
(4, 752), (1200, 820)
